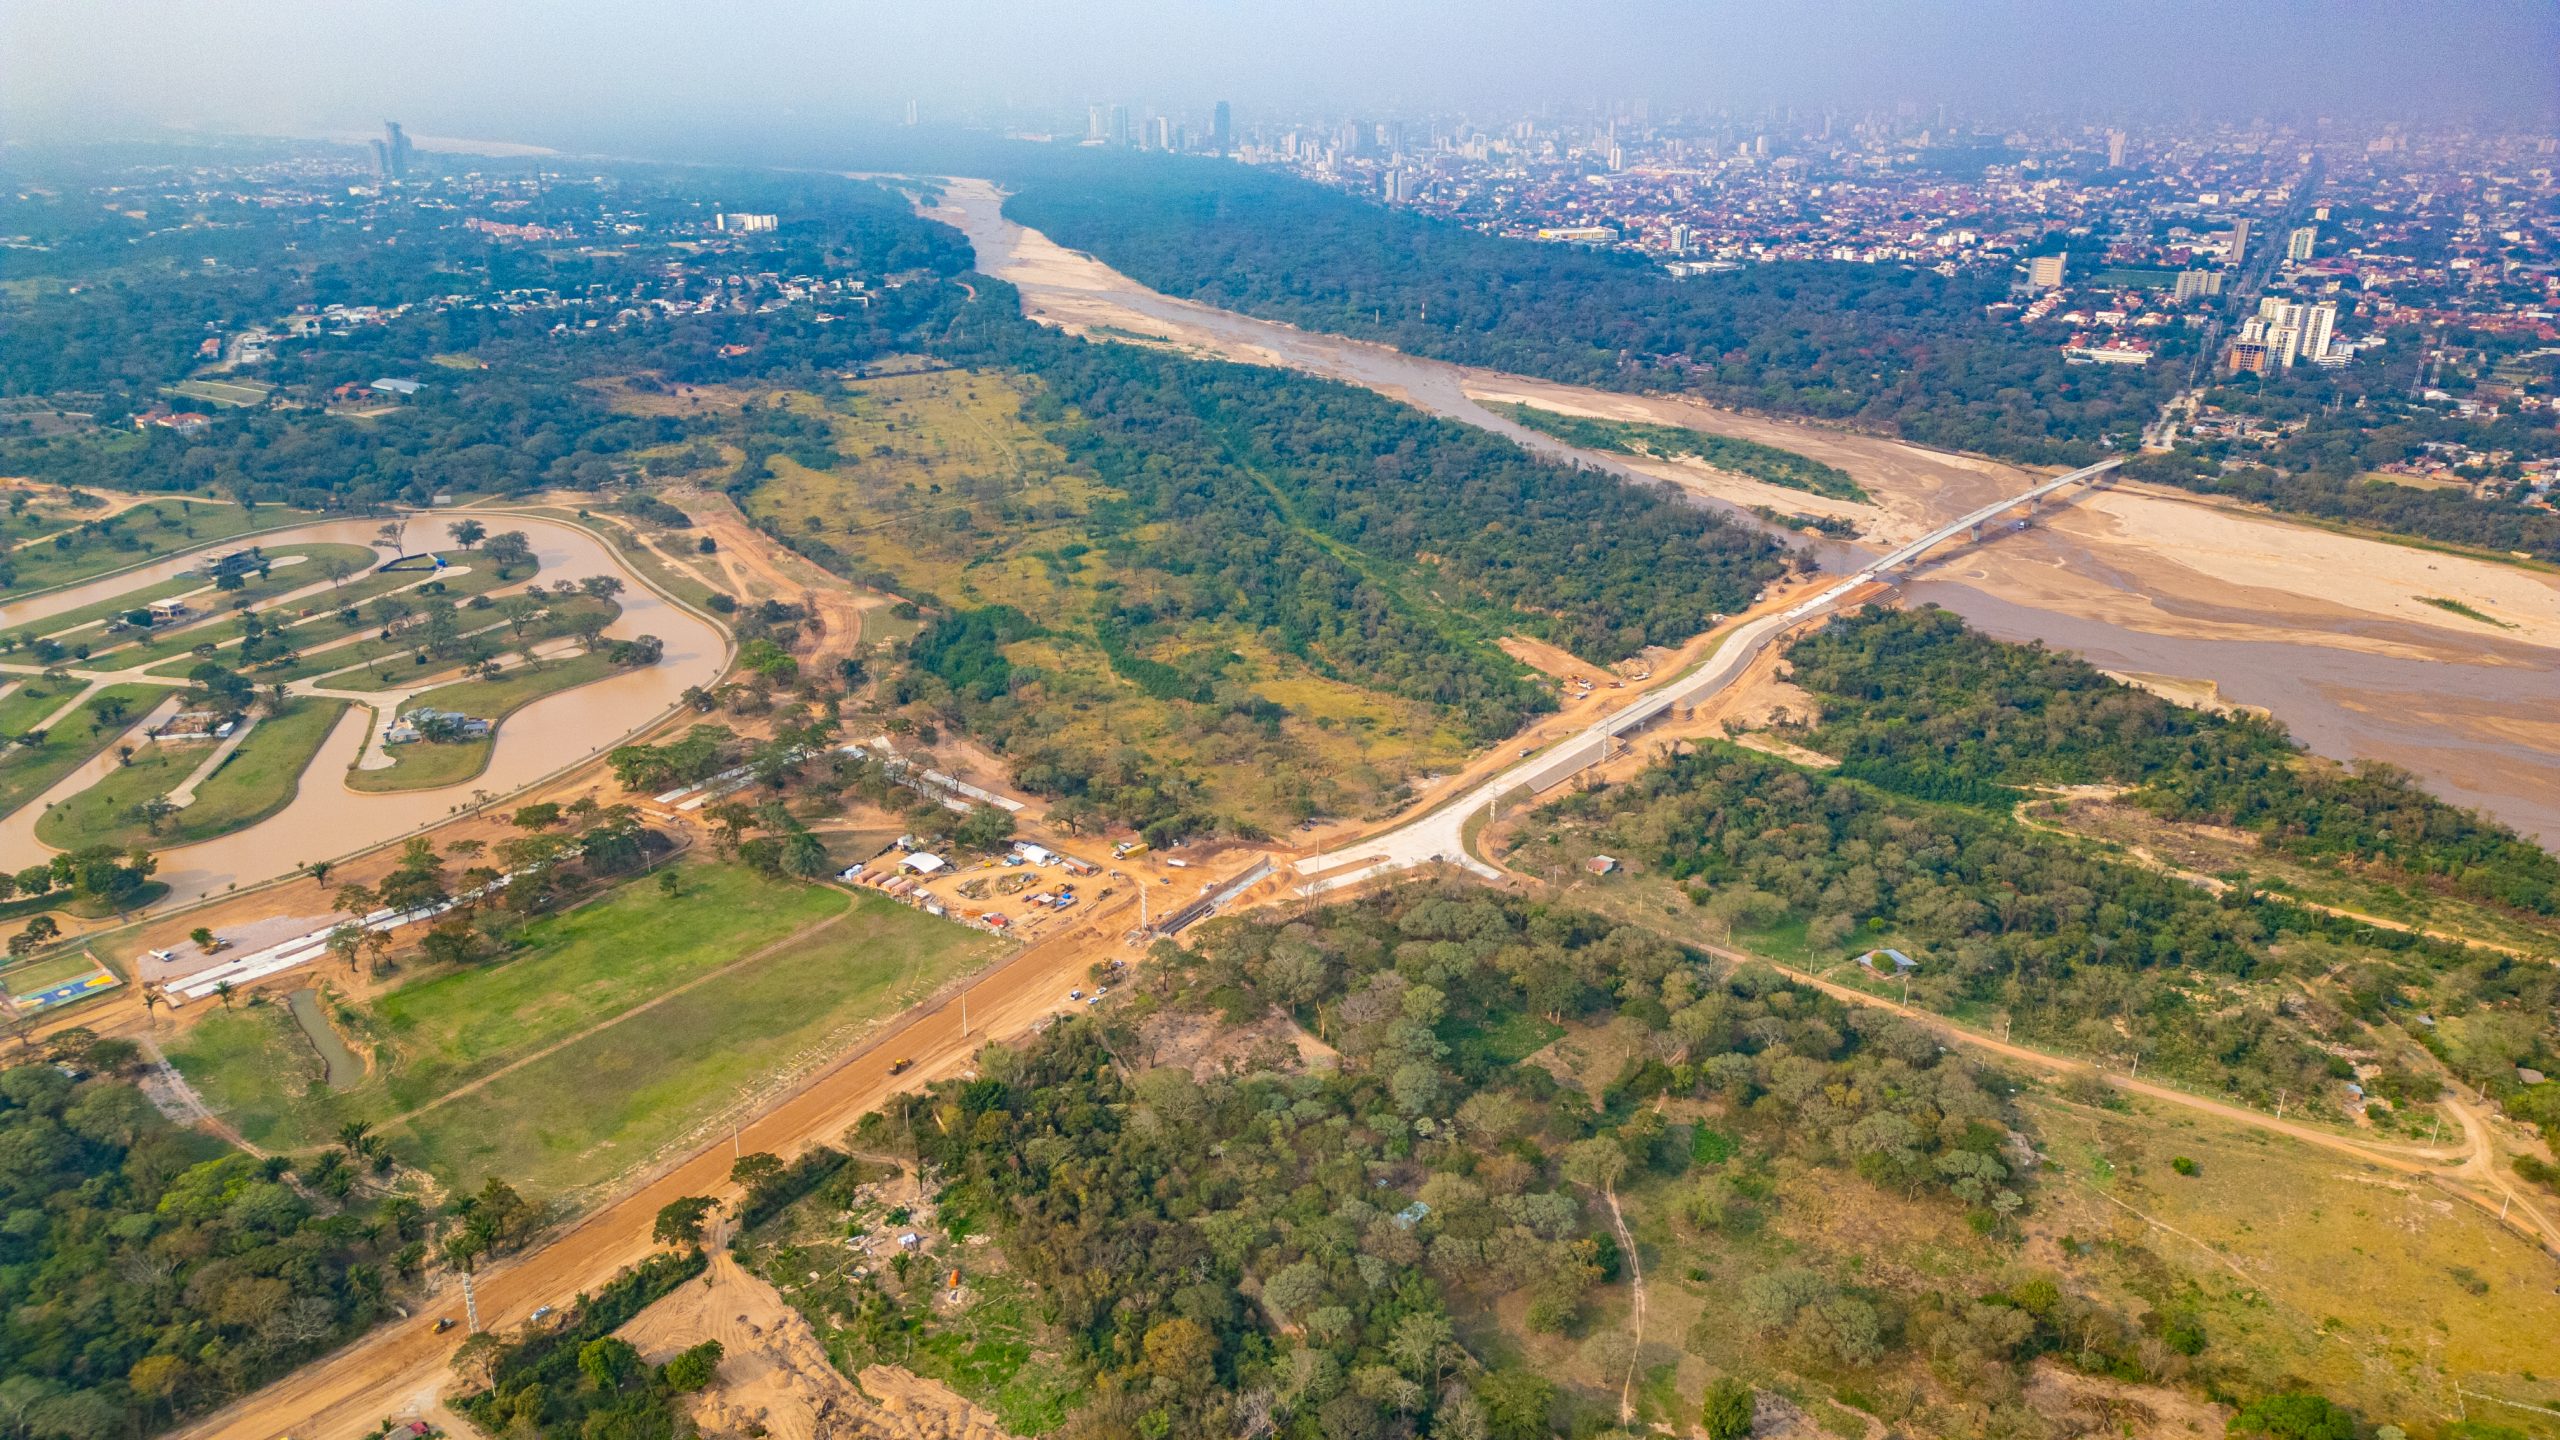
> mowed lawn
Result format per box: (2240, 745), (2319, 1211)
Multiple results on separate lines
(386, 887), (1000, 1200)
(0, 684), (164, 818)
(169, 864), (995, 1200)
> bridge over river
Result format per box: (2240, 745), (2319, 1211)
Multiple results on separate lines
(1294, 459), (2123, 894)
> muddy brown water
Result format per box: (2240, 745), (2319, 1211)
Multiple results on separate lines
(0, 514), (727, 901)
(931, 179), (2560, 845)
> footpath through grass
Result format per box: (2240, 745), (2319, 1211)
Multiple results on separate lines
(169, 864), (993, 1199)
(0, 499), (286, 594)
(0, 674), (96, 736)
(0, 684), (164, 818)
(33, 697), (350, 851)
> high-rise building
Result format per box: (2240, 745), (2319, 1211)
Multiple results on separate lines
(2106, 129), (2127, 168)
(1088, 104), (1108, 141)
(716, 212), (778, 234)
(2226, 218), (2252, 263)
(1108, 104), (1130, 147)
(1150, 116), (1171, 150)
(2029, 253), (2068, 290)
(1212, 101), (1232, 156)
(2243, 297), (2337, 366)
(903, 98), (920, 127)
(382, 121), (413, 182)
(2298, 301), (2336, 362)
(2287, 225), (2318, 262)
(2173, 268), (2224, 302)
(2225, 338), (2274, 375)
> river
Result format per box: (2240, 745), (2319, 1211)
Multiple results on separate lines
(0, 513), (728, 902)
(924, 178), (2560, 844)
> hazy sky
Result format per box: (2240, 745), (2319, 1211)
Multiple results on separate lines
(6, 0), (2555, 145)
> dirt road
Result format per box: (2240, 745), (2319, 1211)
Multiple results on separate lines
(171, 886), (1149, 1440)
(1682, 926), (2560, 1256)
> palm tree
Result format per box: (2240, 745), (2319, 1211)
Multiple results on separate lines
(212, 981), (235, 1009)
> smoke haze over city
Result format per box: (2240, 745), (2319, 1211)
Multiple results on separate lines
(6, 0), (2557, 143)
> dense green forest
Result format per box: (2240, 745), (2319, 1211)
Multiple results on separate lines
(739, 884), (2374, 1439)
(1536, 743), (2476, 1107)
(1000, 163), (2174, 465)
(0, 166), (972, 509)
(0, 1062), (436, 1437)
(1783, 606), (2560, 916)
(1494, 403), (1868, 502)
(451, 1248), (715, 1440)
(837, 288), (1792, 841)
(1509, 606), (2558, 1120)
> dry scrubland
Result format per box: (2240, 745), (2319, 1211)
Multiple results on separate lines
(736, 370), (1475, 826)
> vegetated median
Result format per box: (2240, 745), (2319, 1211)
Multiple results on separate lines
(1498, 401), (1871, 502)
(0, 683), (163, 819)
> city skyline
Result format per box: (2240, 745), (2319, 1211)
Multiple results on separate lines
(6, 0), (2556, 144)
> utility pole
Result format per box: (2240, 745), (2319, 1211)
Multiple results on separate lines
(2275, 1090), (2287, 1121)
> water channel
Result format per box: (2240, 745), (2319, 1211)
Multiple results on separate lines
(0, 513), (729, 900)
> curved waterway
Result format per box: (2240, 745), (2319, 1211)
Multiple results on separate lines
(0, 514), (727, 901)
(927, 179), (2560, 843)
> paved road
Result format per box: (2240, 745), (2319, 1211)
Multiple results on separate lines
(1297, 458), (2123, 892)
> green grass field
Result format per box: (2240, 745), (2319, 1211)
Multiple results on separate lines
(0, 675), (98, 737)
(167, 863), (994, 1200)
(0, 683), (165, 818)
(0, 500), (293, 595)
(387, 888), (997, 1198)
(1, 949), (114, 997)
(343, 650), (618, 793)
(33, 697), (350, 851)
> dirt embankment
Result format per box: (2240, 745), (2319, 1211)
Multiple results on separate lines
(620, 1249), (1015, 1440)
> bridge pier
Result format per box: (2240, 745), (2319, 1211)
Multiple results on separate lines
(1968, 521), (1983, 543)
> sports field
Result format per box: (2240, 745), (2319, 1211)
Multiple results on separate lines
(166, 863), (998, 1200)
